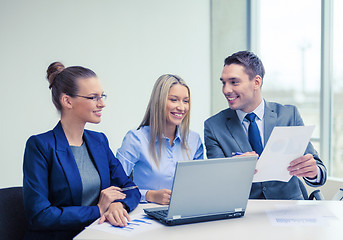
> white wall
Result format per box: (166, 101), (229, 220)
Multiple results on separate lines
(0, 0), (211, 188)
(211, 0), (248, 115)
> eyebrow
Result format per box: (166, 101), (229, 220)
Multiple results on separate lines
(220, 77), (238, 81)
(168, 95), (189, 99)
(84, 91), (104, 96)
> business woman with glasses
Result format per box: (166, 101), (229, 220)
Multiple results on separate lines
(23, 62), (140, 240)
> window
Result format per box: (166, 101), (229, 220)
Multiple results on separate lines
(257, 0), (321, 150)
(253, 0), (343, 178)
(332, 0), (343, 177)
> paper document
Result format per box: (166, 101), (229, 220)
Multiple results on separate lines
(253, 125), (315, 182)
(266, 203), (338, 226)
(86, 213), (163, 236)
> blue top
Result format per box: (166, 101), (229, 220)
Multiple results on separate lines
(116, 125), (204, 202)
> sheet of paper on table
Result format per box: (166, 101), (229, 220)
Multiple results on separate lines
(253, 125), (315, 182)
(86, 213), (163, 236)
(265, 203), (339, 226)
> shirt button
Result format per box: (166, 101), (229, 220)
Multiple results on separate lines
(262, 187), (267, 191)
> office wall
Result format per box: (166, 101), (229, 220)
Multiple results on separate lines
(0, 0), (211, 188)
(211, 0), (248, 115)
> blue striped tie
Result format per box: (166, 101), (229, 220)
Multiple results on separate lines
(245, 113), (263, 156)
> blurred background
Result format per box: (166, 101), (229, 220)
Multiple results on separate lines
(1, 0), (342, 198)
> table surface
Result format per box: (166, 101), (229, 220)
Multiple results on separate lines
(74, 200), (343, 240)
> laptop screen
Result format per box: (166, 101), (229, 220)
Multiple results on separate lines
(167, 156), (257, 219)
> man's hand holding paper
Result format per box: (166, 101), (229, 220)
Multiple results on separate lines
(252, 125), (316, 182)
(288, 153), (319, 179)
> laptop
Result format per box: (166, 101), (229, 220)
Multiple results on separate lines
(143, 155), (258, 226)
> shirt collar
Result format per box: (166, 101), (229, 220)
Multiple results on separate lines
(161, 126), (181, 143)
(174, 126), (181, 142)
(236, 99), (265, 123)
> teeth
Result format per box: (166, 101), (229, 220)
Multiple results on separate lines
(174, 113), (183, 117)
(228, 97), (237, 101)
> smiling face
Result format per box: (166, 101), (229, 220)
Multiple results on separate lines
(165, 83), (190, 129)
(68, 77), (106, 124)
(221, 63), (262, 113)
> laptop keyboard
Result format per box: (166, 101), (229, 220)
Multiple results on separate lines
(151, 209), (168, 218)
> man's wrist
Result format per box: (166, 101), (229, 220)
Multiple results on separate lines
(305, 166), (321, 183)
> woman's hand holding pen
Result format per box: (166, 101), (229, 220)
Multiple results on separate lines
(97, 186), (140, 227)
(97, 186), (126, 216)
(146, 189), (171, 205)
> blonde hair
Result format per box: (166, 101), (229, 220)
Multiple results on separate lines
(139, 74), (191, 168)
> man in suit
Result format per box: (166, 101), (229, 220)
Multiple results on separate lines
(204, 51), (327, 199)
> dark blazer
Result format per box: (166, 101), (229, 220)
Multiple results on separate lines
(204, 101), (327, 200)
(23, 122), (140, 239)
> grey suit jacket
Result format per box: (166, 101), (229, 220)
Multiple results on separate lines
(204, 101), (327, 200)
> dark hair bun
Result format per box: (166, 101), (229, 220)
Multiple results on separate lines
(46, 62), (65, 89)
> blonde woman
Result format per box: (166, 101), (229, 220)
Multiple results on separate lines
(117, 74), (203, 205)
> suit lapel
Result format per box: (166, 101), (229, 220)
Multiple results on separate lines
(263, 101), (277, 145)
(225, 109), (252, 152)
(53, 122), (82, 206)
(83, 131), (110, 189)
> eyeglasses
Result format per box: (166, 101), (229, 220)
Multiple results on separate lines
(68, 93), (107, 102)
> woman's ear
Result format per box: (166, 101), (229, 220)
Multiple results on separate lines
(60, 94), (73, 109)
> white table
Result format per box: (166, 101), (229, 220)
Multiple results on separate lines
(74, 200), (343, 240)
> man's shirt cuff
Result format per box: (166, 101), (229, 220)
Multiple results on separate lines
(304, 166), (321, 183)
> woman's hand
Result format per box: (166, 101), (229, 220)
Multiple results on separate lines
(98, 202), (130, 227)
(97, 186), (126, 216)
(145, 189), (171, 205)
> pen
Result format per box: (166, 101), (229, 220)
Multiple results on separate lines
(232, 152), (244, 156)
(120, 186), (138, 191)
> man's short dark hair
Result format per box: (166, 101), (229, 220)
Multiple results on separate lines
(224, 51), (265, 80)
